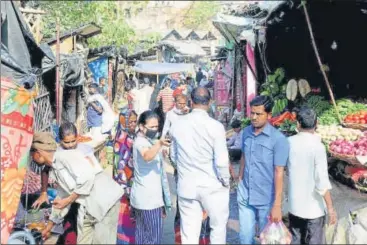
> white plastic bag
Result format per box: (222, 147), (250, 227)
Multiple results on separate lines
(259, 220), (292, 244)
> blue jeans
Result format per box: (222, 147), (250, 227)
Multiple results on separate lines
(237, 182), (272, 244)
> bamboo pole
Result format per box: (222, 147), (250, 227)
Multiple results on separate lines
(56, 17), (61, 124)
(302, 3), (342, 124)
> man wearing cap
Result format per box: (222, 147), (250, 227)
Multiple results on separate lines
(30, 132), (124, 244)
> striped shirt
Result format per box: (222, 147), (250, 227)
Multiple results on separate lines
(157, 88), (174, 113)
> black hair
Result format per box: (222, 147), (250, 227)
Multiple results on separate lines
(231, 120), (242, 129)
(191, 87), (211, 105)
(163, 79), (171, 88)
(99, 77), (106, 82)
(249, 95), (274, 114)
(88, 83), (98, 88)
(125, 82), (132, 92)
(149, 80), (157, 86)
(138, 110), (160, 127)
(297, 106), (317, 129)
(59, 122), (78, 140)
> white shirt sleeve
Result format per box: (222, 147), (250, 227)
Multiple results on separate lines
(314, 144), (332, 196)
(213, 123), (230, 181)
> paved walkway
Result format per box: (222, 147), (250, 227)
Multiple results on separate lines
(162, 161), (241, 244)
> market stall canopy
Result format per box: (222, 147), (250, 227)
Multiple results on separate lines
(212, 1), (286, 46)
(157, 40), (207, 57)
(132, 61), (195, 75)
(1, 0), (48, 87)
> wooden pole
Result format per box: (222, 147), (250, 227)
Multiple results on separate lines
(56, 17), (61, 124)
(302, 4), (342, 124)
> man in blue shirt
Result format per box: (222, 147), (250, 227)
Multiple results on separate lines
(237, 95), (289, 244)
(98, 77), (108, 99)
(87, 83), (103, 133)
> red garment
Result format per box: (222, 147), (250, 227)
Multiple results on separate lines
(157, 88), (174, 113)
(173, 88), (183, 98)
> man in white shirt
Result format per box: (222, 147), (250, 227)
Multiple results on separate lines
(226, 119), (243, 163)
(288, 106), (337, 244)
(161, 94), (189, 138)
(138, 77), (154, 114)
(170, 87), (230, 244)
(128, 82), (142, 116)
(199, 75), (209, 87)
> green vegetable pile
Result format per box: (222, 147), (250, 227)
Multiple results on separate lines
(279, 119), (297, 136)
(241, 117), (251, 128)
(301, 95), (331, 116)
(319, 99), (367, 125)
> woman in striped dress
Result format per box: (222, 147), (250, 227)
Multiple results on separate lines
(130, 110), (171, 244)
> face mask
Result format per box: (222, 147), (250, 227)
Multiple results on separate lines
(145, 128), (158, 139)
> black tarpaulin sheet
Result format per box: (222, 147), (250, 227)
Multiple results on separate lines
(1, 1), (48, 86)
(39, 43), (56, 74)
(60, 53), (86, 87)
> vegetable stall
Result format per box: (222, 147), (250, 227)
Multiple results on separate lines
(253, 68), (367, 193)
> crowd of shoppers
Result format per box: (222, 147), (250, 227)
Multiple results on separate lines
(29, 64), (337, 245)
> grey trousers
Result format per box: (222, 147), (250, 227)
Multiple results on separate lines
(77, 201), (120, 244)
(288, 213), (326, 244)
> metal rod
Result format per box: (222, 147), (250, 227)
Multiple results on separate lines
(56, 17), (60, 124)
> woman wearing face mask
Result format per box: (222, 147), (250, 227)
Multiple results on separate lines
(130, 110), (171, 244)
(112, 108), (138, 244)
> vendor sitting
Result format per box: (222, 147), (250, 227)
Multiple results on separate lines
(227, 120), (243, 163)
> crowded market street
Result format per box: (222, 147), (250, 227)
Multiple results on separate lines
(2, 1), (367, 245)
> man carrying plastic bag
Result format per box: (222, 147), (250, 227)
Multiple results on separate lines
(286, 106), (337, 244)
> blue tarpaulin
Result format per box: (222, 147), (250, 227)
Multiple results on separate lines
(88, 56), (108, 84)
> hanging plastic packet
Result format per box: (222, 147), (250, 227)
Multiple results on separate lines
(259, 218), (292, 244)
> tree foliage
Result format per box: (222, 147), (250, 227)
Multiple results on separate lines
(38, 1), (150, 52)
(183, 1), (220, 29)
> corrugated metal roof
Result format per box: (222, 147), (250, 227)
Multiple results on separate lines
(44, 22), (102, 44)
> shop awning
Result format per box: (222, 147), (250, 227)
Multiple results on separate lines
(132, 61), (195, 75)
(212, 1), (286, 46)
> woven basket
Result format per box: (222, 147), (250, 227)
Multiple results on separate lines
(329, 150), (358, 163)
(329, 150), (367, 168)
(342, 123), (367, 131)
